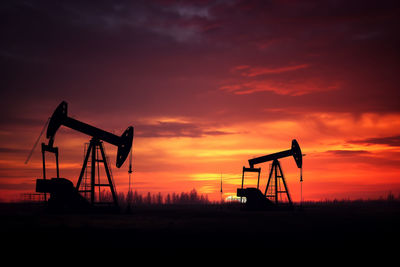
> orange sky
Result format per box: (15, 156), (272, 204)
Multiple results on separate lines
(1, 0), (400, 202)
(2, 110), (399, 202)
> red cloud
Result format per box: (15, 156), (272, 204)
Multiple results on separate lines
(237, 64), (310, 77)
(220, 80), (339, 96)
(222, 63), (339, 96)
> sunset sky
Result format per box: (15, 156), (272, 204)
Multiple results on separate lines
(1, 0), (399, 202)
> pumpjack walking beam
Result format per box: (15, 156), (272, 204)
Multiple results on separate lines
(249, 140), (302, 169)
(47, 101), (133, 168)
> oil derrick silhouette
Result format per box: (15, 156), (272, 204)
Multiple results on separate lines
(238, 140), (303, 209)
(34, 101), (134, 211)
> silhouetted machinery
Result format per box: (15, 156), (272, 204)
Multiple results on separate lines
(237, 139), (303, 210)
(35, 101), (134, 211)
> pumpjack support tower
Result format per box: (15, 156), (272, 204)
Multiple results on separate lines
(35, 101), (134, 210)
(237, 140), (302, 209)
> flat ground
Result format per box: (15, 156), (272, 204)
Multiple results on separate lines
(1, 201), (399, 249)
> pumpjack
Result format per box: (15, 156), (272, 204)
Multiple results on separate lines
(237, 139), (303, 210)
(35, 101), (134, 211)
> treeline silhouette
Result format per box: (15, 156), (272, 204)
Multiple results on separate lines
(301, 191), (400, 207)
(100, 188), (211, 205)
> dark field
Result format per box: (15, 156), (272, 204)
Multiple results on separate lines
(1, 201), (399, 250)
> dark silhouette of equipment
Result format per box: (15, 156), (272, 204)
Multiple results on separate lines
(46, 101), (133, 168)
(237, 188), (273, 210)
(35, 101), (134, 210)
(36, 178), (90, 211)
(25, 118), (57, 201)
(237, 139), (303, 209)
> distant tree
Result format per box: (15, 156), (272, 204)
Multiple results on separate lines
(166, 193), (171, 204)
(172, 192), (178, 204)
(126, 190), (133, 204)
(157, 192), (163, 204)
(200, 194), (209, 204)
(100, 190), (113, 202)
(189, 188), (198, 203)
(204, 194), (209, 204)
(119, 189), (211, 206)
(180, 192), (189, 203)
(145, 192), (152, 204)
(133, 190), (143, 205)
(118, 192), (125, 204)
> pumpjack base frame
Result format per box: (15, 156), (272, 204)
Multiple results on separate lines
(76, 138), (119, 208)
(265, 159), (292, 205)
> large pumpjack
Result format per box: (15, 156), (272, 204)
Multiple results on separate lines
(35, 101), (134, 212)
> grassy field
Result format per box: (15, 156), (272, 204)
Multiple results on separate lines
(1, 201), (399, 249)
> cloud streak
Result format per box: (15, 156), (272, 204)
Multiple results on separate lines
(350, 135), (400, 147)
(135, 121), (235, 138)
(235, 64), (310, 77)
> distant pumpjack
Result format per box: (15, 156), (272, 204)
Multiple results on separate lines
(36, 101), (134, 209)
(237, 139), (302, 208)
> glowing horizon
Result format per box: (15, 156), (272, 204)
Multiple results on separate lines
(1, 0), (399, 202)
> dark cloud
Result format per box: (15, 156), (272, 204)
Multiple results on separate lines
(135, 121), (235, 138)
(321, 149), (400, 169)
(0, 182), (33, 191)
(325, 150), (371, 156)
(349, 135), (400, 147)
(0, 0), (399, 132)
(1, 0), (399, 119)
(0, 116), (45, 129)
(0, 147), (27, 154)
